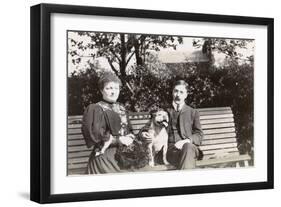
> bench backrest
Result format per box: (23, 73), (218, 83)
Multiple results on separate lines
(68, 107), (239, 175)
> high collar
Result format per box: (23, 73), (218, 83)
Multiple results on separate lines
(101, 99), (116, 105)
(172, 101), (185, 112)
(171, 102), (190, 113)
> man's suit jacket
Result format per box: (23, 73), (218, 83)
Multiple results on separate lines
(167, 103), (203, 146)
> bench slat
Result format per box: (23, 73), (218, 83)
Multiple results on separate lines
(68, 124), (82, 129)
(68, 147), (239, 159)
(67, 107), (232, 121)
(68, 128), (82, 135)
(202, 151), (239, 160)
(197, 107), (231, 111)
(67, 137), (238, 146)
(67, 149), (239, 167)
(68, 121), (235, 130)
(200, 143), (237, 151)
(202, 148), (238, 155)
(68, 139), (238, 162)
(131, 125), (147, 131)
(200, 114), (233, 120)
(68, 114), (235, 125)
(68, 145), (91, 152)
(201, 138), (237, 145)
(196, 154), (251, 167)
(68, 168), (86, 175)
(68, 115), (82, 120)
(130, 119), (150, 125)
(67, 152), (249, 171)
(68, 163), (89, 170)
(129, 112), (234, 121)
(201, 123), (235, 129)
(129, 114), (151, 120)
(68, 134), (84, 140)
(67, 139), (238, 160)
(68, 151), (92, 158)
(128, 112), (150, 116)
(68, 139), (87, 146)
(203, 132), (236, 140)
(200, 114), (233, 121)
(198, 110), (232, 115)
(130, 119), (236, 126)
(68, 120), (82, 125)
(68, 157), (89, 164)
(203, 127), (235, 135)
(130, 125), (235, 133)
(67, 153), (251, 173)
(200, 118), (234, 125)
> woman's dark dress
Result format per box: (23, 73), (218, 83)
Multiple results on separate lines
(82, 101), (131, 174)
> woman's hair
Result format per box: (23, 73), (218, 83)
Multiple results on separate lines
(98, 72), (122, 90)
(173, 80), (189, 92)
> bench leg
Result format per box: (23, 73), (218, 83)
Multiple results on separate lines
(236, 162), (240, 168)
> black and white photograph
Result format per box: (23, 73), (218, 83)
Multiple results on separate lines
(67, 31), (254, 175)
(0, 0), (279, 206)
(29, 3), (273, 203)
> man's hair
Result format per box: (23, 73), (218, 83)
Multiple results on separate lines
(173, 80), (189, 92)
(98, 72), (122, 91)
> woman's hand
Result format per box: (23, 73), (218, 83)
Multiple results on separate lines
(141, 132), (153, 144)
(174, 139), (191, 150)
(119, 134), (135, 146)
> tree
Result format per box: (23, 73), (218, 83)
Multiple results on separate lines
(68, 32), (183, 95)
(192, 38), (254, 70)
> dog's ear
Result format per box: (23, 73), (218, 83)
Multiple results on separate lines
(149, 110), (157, 117)
(149, 105), (160, 117)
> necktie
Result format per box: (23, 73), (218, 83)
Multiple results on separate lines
(177, 104), (180, 112)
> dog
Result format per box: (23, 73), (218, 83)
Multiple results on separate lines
(144, 110), (169, 167)
(95, 134), (135, 157)
(95, 135), (114, 157)
(95, 133), (149, 170)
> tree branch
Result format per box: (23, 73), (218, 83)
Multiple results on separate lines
(106, 57), (134, 95)
(109, 49), (121, 63)
(106, 57), (119, 75)
(126, 51), (135, 66)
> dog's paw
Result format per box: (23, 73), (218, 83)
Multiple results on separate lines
(95, 151), (103, 157)
(163, 159), (169, 165)
(149, 161), (155, 167)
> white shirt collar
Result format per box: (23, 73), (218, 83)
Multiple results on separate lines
(172, 101), (185, 112)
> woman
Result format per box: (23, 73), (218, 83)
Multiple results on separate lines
(81, 72), (147, 174)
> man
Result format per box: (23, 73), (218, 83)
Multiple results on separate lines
(141, 80), (203, 169)
(165, 80), (203, 169)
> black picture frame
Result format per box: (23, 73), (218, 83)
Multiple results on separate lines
(30, 3), (274, 204)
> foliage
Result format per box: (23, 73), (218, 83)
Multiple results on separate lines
(193, 38), (254, 63)
(69, 32), (183, 94)
(68, 57), (253, 155)
(68, 35), (254, 156)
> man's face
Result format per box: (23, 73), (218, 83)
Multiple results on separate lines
(172, 85), (188, 105)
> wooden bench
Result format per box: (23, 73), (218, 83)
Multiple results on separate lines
(67, 107), (251, 175)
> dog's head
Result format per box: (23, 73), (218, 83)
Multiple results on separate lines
(151, 110), (169, 128)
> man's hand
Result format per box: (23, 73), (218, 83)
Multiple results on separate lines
(141, 132), (153, 144)
(119, 134), (135, 146)
(174, 139), (191, 150)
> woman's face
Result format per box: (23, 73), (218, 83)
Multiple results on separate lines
(101, 81), (120, 103)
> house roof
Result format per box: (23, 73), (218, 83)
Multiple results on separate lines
(158, 50), (209, 63)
